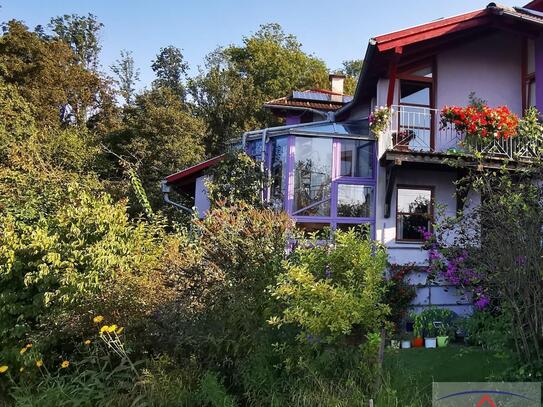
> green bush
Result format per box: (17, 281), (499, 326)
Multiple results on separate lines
(270, 229), (389, 344)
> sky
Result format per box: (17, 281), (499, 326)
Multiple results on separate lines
(1, 0), (495, 90)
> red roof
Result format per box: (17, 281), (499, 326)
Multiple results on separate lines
(373, 9), (490, 51)
(166, 155), (224, 185)
(524, 0), (543, 11)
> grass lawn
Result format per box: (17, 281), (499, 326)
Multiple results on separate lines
(380, 345), (512, 406)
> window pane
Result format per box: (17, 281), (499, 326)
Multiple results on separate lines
(398, 214), (431, 240)
(270, 137), (287, 209)
(397, 188), (431, 213)
(400, 82), (430, 106)
(246, 139), (263, 161)
(293, 137), (332, 216)
(410, 66), (432, 78)
(340, 140), (373, 178)
(528, 79), (536, 108)
(337, 184), (373, 218)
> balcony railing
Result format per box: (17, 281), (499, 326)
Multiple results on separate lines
(378, 105), (541, 161)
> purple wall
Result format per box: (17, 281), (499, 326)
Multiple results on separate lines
(535, 34), (543, 113)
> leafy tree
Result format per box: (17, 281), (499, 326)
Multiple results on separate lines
(47, 13), (103, 71)
(111, 49), (140, 105)
(0, 20), (116, 130)
(151, 45), (188, 98)
(340, 59), (363, 95)
(107, 87), (205, 207)
(190, 24), (329, 154)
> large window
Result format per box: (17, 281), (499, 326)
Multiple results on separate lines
(396, 186), (433, 242)
(270, 137), (287, 209)
(340, 140), (373, 178)
(397, 63), (434, 151)
(293, 137), (333, 216)
(337, 184), (373, 218)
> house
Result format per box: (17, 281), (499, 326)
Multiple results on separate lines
(164, 1), (543, 314)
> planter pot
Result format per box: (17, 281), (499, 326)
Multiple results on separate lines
(412, 337), (424, 348)
(437, 336), (449, 347)
(401, 340), (411, 349)
(390, 340), (400, 349)
(425, 337), (437, 348)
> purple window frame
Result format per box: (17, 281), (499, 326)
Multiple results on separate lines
(274, 135), (377, 240)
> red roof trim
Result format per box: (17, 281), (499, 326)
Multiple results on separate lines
(166, 155), (225, 184)
(374, 9), (490, 51)
(524, 0), (543, 11)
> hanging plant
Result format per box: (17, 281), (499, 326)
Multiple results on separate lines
(369, 106), (392, 136)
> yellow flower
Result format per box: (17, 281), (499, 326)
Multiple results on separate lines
(36, 360), (43, 368)
(0, 366), (8, 374)
(99, 325), (109, 334)
(19, 347), (27, 354)
(60, 360), (69, 369)
(116, 327), (124, 335)
(19, 367), (24, 372)
(84, 339), (91, 346)
(25, 343), (32, 349)
(107, 324), (118, 333)
(93, 315), (104, 324)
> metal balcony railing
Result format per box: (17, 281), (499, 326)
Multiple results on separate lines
(378, 105), (542, 161)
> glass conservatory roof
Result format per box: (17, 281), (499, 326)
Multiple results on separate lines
(245, 119), (371, 141)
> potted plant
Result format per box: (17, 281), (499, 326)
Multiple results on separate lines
(437, 324), (449, 348)
(411, 314), (424, 348)
(425, 321), (437, 348)
(401, 332), (412, 349)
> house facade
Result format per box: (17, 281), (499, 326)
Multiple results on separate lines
(164, 1), (543, 314)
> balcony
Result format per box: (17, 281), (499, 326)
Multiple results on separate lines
(378, 105), (541, 162)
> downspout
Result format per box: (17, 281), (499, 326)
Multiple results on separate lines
(161, 180), (193, 213)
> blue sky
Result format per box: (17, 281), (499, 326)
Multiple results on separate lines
(2, 1), (493, 89)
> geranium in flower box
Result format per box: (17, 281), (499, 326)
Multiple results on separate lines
(440, 104), (519, 148)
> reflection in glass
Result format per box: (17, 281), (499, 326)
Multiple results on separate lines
(397, 188), (432, 241)
(340, 140), (373, 178)
(270, 137), (287, 209)
(245, 139), (263, 161)
(400, 82), (431, 105)
(336, 223), (371, 239)
(296, 222), (330, 240)
(293, 137), (332, 216)
(337, 184), (373, 217)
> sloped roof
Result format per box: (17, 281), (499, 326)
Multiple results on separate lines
(166, 154), (224, 185)
(265, 89), (353, 112)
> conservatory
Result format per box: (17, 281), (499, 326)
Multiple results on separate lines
(243, 119), (376, 238)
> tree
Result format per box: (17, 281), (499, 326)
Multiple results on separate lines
(107, 87), (205, 207)
(110, 50), (140, 105)
(340, 59), (363, 95)
(0, 20), (116, 130)
(190, 24), (329, 155)
(151, 45), (188, 98)
(48, 13), (103, 71)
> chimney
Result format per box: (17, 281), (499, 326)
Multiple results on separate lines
(329, 74), (345, 102)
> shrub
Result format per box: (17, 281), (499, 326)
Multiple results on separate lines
(270, 229), (389, 344)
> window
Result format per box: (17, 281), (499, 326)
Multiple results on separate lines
(527, 76), (536, 109)
(396, 186), (433, 242)
(270, 137), (287, 209)
(296, 222), (330, 240)
(339, 140), (373, 178)
(337, 184), (373, 218)
(293, 137), (333, 216)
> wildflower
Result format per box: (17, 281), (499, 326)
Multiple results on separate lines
(0, 366), (8, 374)
(25, 343), (32, 349)
(84, 339), (91, 346)
(19, 367), (24, 372)
(99, 325), (109, 334)
(60, 360), (70, 369)
(36, 360), (43, 368)
(19, 347), (27, 354)
(116, 327), (124, 335)
(93, 315), (104, 324)
(107, 324), (118, 333)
